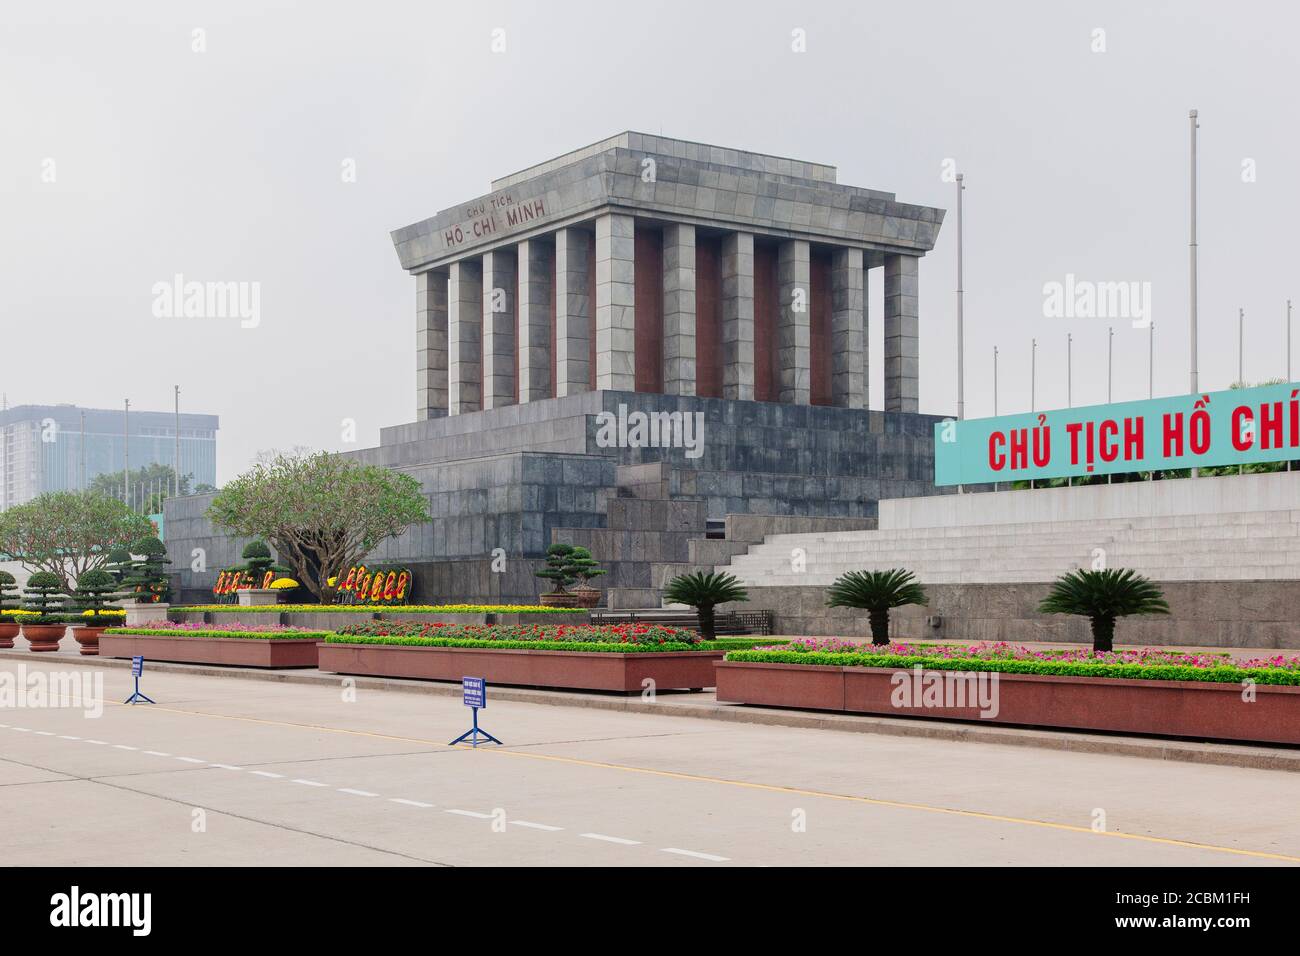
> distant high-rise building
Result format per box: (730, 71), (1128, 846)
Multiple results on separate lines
(0, 404), (218, 510)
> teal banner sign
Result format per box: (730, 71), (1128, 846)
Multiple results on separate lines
(934, 382), (1300, 486)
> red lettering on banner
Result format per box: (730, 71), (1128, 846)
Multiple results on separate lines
(988, 432), (1006, 471)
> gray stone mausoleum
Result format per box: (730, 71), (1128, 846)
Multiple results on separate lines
(167, 133), (949, 606)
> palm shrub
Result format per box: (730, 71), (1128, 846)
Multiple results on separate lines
(662, 571), (748, 640)
(22, 571), (68, 624)
(535, 543), (581, 595)
(72, 569), (123, 626)
(825, 569), (928, 645)
(123, 536), (172, 604)
(0, 570), (19, 623)
(1038, 568), (1170, 653)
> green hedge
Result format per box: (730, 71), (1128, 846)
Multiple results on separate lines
(182, 604), (577, 614)
(111, 628), (330, 641)
(322, 634), (769, 653)
(724, 650), (1300, 686)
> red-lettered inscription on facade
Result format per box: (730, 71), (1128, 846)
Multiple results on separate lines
(441, 195), (548, 250)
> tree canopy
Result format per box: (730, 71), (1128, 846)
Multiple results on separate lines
(0, 491), (154, 593)
(207, 451), (428, 603)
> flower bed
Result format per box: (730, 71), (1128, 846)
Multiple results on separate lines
(715, 640), (1300, 745)
(180, 604), (579, 614)
(99, 626), (329, 668)
(319, 623), (770, 692)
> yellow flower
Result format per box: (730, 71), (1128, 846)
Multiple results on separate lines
(270, 578), (299, 589)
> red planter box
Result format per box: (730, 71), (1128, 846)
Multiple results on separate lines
(98, 633), (320, 668)
(319, 642), (723, 692)
(714, 660), (1300, 746)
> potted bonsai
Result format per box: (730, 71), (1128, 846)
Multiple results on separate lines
(103, 546), (134, 586)
(69, 568), (123, 656)
(0, 570), (20, 649)
(121, 536), (172, 625)
(569, 546), (607, 608)
(535, 543), (581, 608)
(236, 540), (282, 605)
(20, 571), (69, 652)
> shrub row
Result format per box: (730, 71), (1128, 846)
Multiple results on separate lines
(321, 634), (771, 653)
(334, 621), (699, 646)
(724, 649), (1300, 686)
(111, 628), (331, 641)
(181, 604), (578, 614)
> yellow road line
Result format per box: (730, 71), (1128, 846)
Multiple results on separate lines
(96, 696), (1300, 864)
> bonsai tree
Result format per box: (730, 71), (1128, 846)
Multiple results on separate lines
(241, 540), (277, 586)
(825, 569), (928, 645)
(207, 450), (429, 604)
(1038, 568), (1170, 653)
(103, 547), (134, 585)
(0, 570), (20, 622)
(72, 569), (123, 626)
(21, 571), (68, 624)
(122, 536), (172, 604)
(535, 543), (581, 595)
(569, 547), (607, 590)
(662, 571), (748, 640)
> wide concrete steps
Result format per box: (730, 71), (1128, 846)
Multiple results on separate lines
(723, 509), (1300, 585)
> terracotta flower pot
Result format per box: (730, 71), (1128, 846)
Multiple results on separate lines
(573, 586), (602, 609)
(0, 622), (19, 649)
(71, 625), (107, 656)
(539, 591), (580, 608)
(22, 623), (66, 652)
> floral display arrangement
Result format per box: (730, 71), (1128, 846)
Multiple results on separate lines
(111, 620), (330, 641)
(326, 621), (775, 653)
(332, 565), (413, 606)
(182, 603), (579, 614)
(727, 639), (1300, 685)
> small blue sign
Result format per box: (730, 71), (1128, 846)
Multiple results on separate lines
(131, 656), (144, 678)
(462, 676), (485, 709)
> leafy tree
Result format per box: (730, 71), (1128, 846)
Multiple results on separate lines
(72, 569), (123, 624)
(535, 543), (581, 594)
(22, 571), (68, 624)
(825, 569), (929, 645)
(122, 536), (172, 604)
(89, 463), (192, 503)
(569, 546), (607, 588)
(0, 491), (153, 593)
(662, 571), (748, 640)
(207, 451), (429, 604)
(0, 571), (20, 623)
(1038, 568), (1170, 653)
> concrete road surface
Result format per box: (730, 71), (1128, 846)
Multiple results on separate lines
(1, 659), (1297, 867)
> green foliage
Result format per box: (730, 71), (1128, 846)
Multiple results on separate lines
(569, 546), (606, 585)
(534, 543), (581, 592)
(1038, 568), (1169, 652)
(662, 571), (749, 640)
(207, 450), (429, 604)
(0, 491), (153, 593)
(724, 649), (1300, 686)
(72, 568), (123, 621)
(0, 570), (19, 623)
(825, 569), (928, 645)
(103, 547), (134, 584)
(240, 540), (276, 578)
(122, 536), (171, 605)
(324, 635), (714, 653)
(89, 463), (191, 503)
(22, 571), (68, 624)
(114, 628), (329, 640)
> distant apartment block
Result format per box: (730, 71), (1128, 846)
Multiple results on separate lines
(0, 404), (218, 509)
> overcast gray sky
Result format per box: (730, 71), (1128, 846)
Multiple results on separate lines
(3, 0), (1295, 483)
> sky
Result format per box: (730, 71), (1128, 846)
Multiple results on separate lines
(3, 0), (1296, 484)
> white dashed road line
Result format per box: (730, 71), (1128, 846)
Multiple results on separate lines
(337, 788), (378, 797)
(143, 750), (170, 757)
(445, 809), (494, 819)
(390, 798), (434, 808)
(291, 778), (329, 787)
(511, 820), (563, 832)
(174, 756), (205, 764)
(209, 763), (243, 771)
(661, 847), (729, 862)
(580, 833), (641, 846)
(249, 770), (283, 779)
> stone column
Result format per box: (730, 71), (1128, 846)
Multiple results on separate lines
(416, 269), (449, 420)
(662, 223), (696, 396)
(594, 212), (636, 391)
(555, 228), (591, 395)
(721, 231), (755, 401)
(517, 239), (552, 402)
(884, 253), (919, 412)
(830, 248), (865, 409)
(777, 239), (811, 405)
(481, 250), (517, 410)
(447, 258), (482, 415)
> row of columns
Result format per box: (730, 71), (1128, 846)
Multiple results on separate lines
(417, 213), (920, 418)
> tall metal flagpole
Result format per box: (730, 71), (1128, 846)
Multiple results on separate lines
(123, 399), (130, 505)
(79, 410), (85, 491)
(1149, 322), (1155, 399)
(1067, 333), (1073, 408)
(174, 385), (181, 498)
(956, 173), (965, 422)
(1190, 109), (1200, 478)
(1031, 338), (1037, 411)
(1238, 308), (1245, 385)
(993, 346), (999, 416)
(1107, 326), (1114, 403)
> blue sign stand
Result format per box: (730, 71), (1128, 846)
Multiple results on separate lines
(123, 656), (155, 705)
(449, 677), (501, 747)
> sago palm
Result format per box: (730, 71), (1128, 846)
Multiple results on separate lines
(825, 569), (928, 645)
(1038, 568), (1169, 653)
(662, 571), (748, 640)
